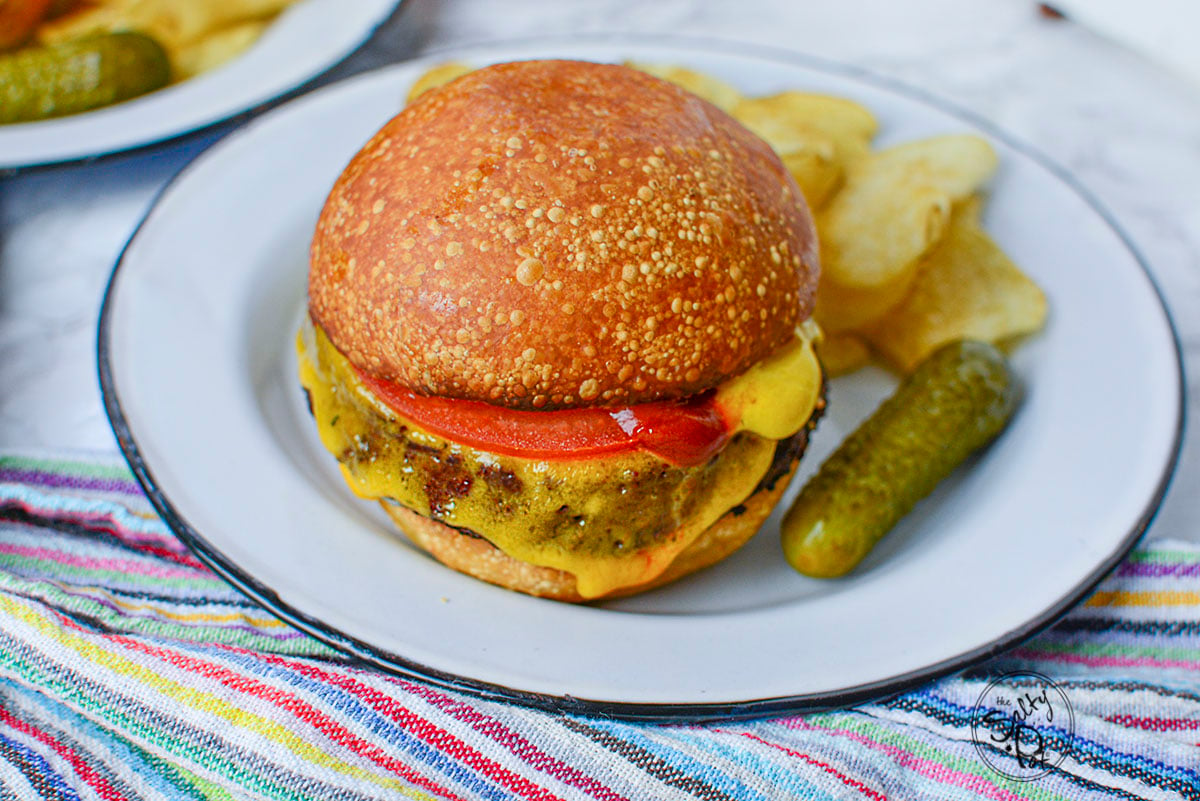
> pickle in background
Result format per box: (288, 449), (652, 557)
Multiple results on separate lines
(0, 31), (169, 123)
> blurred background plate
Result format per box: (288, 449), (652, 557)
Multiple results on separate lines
(0, 0), (402, 170)
(100, 38), (1183, 720)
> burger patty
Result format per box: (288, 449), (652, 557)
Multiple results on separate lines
(340, 413), (773, 558)
(435, 408), (821, 542)
(379, 395), (822, 550)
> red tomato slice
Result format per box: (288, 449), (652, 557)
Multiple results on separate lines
(356, 369), (730, 465)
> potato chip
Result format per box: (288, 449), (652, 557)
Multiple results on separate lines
(865, 205), (1048, 372)
(732, 92), (877, 209)
(35, 4), (122, 45)
(815, 183), (952, 331)
(626, 62), (741, 111)
(875, 135), (998, 198)
(815, 332), (872, 377)
(406, 61), (473, 104)
(730, 108), (840, 208)
(955, 193), (985, 225)
(781, 148), (841, 209)
(732, 92), (877, 164)
(172, 19), (266, 80)
(814, 134), (998, 331)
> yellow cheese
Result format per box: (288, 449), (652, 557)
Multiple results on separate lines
(718, 319), (823, 440)
(298, 322), (821, 598)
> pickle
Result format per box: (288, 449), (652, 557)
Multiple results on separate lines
(782, 339), (1020, 578)
(0, 32), (169, 124)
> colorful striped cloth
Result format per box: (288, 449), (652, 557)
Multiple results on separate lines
(0, 451), (1197, 801)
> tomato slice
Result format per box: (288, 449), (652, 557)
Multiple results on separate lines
(356, 369), (731, 465)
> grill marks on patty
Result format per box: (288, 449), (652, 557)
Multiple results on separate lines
(412, 421), (819, 551)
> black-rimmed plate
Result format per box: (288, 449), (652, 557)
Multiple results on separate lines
(99, 38), (1183, 721)
(0, 0), (401, 170)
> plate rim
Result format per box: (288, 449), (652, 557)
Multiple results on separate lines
(0, 0), (405, 172)
(97, 33), (1187, 722)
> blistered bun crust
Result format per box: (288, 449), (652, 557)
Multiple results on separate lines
(310, 59), (818, 410)
(381, 461), (797, 601)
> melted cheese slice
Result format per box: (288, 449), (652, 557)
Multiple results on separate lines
(717, 318), (824, 440)
(299, 322), (822, 598)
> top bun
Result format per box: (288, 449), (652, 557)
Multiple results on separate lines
(309, 59), (818, 410)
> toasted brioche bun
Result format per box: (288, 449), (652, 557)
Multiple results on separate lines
(382, 461), (798, 602)
(309, 59), (819, 410)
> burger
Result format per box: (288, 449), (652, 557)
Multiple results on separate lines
(299, 59), (824, 602)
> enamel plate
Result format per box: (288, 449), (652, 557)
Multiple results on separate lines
(100, 38), (1183, 720)
(0, 0), (401, 169)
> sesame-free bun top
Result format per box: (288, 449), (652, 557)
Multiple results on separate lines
(309, 59), (818, 410)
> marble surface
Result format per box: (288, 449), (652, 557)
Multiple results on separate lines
(1, 0), (1197, 540)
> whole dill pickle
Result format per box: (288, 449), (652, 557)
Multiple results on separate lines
(782, 340), (1020, 578)
(0, 32), (169, 124)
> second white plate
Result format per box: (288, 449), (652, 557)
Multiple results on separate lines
(0, 0), (401, 169)
(100, 38), (1182, 720)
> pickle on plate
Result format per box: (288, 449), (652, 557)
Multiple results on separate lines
(782, 339), (1020, 578)
(0, 31), (169, 124)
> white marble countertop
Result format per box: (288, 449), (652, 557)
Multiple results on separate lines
(2, 0), (1197, 539)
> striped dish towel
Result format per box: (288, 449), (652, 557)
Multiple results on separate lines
(0, 452), (1197, 800)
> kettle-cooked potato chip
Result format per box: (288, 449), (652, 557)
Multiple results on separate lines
(814, 134), (998, 331)
(732, 92), (877, 209)
(781, 146), (842, 209)
(865, 203), (1048, 372)
(815, 182), (952, 331)
(406, 61), (473, 104)
(172, 18), (266, 80)
(815, 332), (872, 377)
(733, 91), (877, 164)
(626, 62), (742, 111)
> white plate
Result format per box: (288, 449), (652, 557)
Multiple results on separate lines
(99, 38), (1183, 720)
(0, 0), (401, 170)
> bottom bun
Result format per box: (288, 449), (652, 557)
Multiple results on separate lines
(381, 461), (799, 602)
